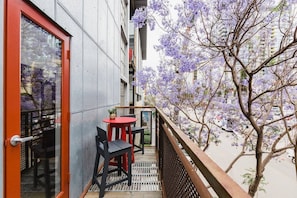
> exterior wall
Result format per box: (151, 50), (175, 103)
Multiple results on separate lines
(128, 22), (145, 106)
(2, 0), (125, 197)
(57, 1), (122, 196)
(134, 28), (144, 105)
(0, 0), (3, 195)
(120, 0), (129, 106)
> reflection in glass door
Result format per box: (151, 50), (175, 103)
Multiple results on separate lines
(20, 15), (61, 198)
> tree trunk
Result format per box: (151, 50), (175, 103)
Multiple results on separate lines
(248, 132), (264, 197)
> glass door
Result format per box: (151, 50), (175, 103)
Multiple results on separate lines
(4, 0), (70, 197)
(20, 15), (62, 198)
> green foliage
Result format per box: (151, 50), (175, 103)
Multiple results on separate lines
(272, 0), (286, 12)
(240, 69), (247, 79)
(108, 108), (116, 114)
(242, 168), (268, 193)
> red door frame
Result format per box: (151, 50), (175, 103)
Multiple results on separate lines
(4, 0), (70, 197)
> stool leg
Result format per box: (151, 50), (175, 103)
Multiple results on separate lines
(44, 159), (51, 198)
(116, 156), (122, 176)
(33, 158), (38, 187)
(132, 134), (136, 146)
(100, 159), (109, 198)
(141, 131), (144, 154)
(92, 152), (100, 185)
(127, 149), (132, 186)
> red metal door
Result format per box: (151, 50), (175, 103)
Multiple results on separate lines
(4, 0), (70, 197)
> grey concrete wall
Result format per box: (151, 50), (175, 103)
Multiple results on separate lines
(27, 0), (122, 197)
(0, 0), (4, 196)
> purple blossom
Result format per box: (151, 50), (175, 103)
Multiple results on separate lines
(133, 67), (156, 89)
(178, 54), (199, 73)
(241, 79), (248, 87)
(131, 1), (297, 172)
(286, 0), (297, 3)
(148, 0), (163, 11)
(185, 0), (208, 14)
(132, 7), (147, 28)
(158, 33), (181, 57)
(148, 0), (169, 16)
(147, 19), (156, 30)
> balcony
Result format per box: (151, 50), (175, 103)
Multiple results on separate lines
(84, 106), (251, 198)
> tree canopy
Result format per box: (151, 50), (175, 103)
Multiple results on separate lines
(132, 0), (297, 196)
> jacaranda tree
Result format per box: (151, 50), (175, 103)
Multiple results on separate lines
(132, 0), (297, 196)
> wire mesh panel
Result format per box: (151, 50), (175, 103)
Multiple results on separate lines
(161, 128), (201, 198)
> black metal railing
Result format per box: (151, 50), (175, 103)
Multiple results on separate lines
(20, 108), (56, 170)
(116, 106), (251, 198)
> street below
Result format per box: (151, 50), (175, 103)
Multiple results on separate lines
(206, 133), (297, 198)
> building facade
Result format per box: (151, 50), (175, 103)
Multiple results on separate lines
(0, 0), (146, 197)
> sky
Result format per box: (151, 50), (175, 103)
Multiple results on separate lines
(143, 27), (162, 70)
(142, 0), (179, 70)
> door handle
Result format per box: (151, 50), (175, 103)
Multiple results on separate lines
(10, 135), (34, 146)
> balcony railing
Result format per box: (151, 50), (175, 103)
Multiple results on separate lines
(21, 108), (56, 170)
(116, 106), (251, 198)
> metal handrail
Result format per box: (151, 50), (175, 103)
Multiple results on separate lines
(157, 107), (251, 198)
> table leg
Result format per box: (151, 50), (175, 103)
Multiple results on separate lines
(107, 124), (112, 141)
(127, 126), (135, 162)
(107, 124), (120, 141)
(120, 126), (135, 171)
(120, 126), (128, 170)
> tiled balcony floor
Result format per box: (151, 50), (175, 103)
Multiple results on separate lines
(84, 146), (163, 198)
